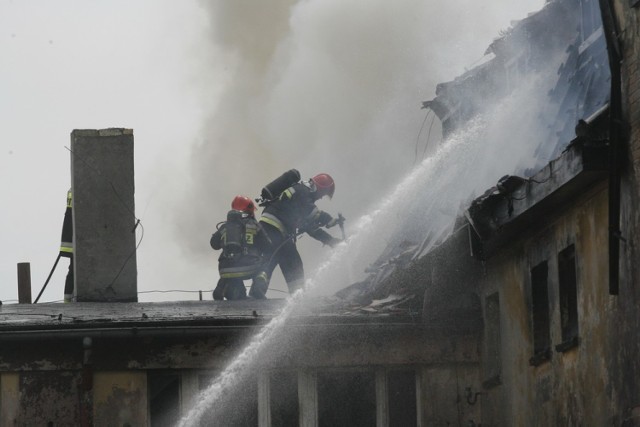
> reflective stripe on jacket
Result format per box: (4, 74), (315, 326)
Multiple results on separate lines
(219, 261), (263, 279)
(259, 213), (287, 235)
(260, 182), (334, 244)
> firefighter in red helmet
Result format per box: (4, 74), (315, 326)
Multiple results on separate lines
(210, 195), (270, 300)
(231, 195), (256, 213)
(255, 172), (343, 297)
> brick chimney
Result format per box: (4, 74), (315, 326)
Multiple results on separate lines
(70, 129), (137, 302)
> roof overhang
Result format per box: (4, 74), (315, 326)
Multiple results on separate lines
(0, 299), (429, 342)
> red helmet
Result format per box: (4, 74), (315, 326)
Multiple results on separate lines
(231, 195), (256, 215)
(311, 173), (335, 199)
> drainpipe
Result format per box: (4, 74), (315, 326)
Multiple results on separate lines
(598, 0), (625, 295)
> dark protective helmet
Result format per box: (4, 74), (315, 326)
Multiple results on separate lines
(311, 173), (335, 199)
(231, 195), (257, 215)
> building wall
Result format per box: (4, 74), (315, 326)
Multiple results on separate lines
(0, 364), (478, 426)
(479, 184), (619, 425)
(0, 324), (478, 426)
(470, 4), (640, 425)
(418, 364), (480, 427)
(610, 1), (640, 423)
(0, 370), (145, 427)
(441, 2), (640, 425)
(617, 2), (640, 188)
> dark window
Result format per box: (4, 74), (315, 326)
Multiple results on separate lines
(483, 292), (502, 387)
(530, 261), (551, 366)
(148, 372), (180, 427)
(388, 370), (417, 427)
(198, 373), (258, 427)
(318, 371), (376, 427)
(557, 245), (579, 351)
(270, 371), (299, 427)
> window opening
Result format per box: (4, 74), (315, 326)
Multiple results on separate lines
(198, 373), (258, 427)
(148, 371), (180, 427)
(388, 369), (417, 427)
(557, 244), (579, 352)
(530, 261), (551, 366)
(270, 370), (299, 427)
(318, 370), (376, 427)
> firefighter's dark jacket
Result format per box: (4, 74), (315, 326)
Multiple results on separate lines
(210, 213), (269, 279)
(259, 182), (334, 245)
(59, 189), (73, 258)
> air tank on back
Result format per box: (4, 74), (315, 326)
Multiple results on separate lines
(260, 169), (301, 203)
(222, 209), (244, 258)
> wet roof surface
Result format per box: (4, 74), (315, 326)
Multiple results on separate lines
(0, 300), (283, 328)
(0, 296), (422, 335)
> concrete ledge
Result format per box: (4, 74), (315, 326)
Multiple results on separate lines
(72, 128), (133, 137)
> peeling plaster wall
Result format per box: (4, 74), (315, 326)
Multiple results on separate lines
(418, 364), (481, 427)
(467, 3), (640, 425)
(480, 184), (618, 425)
(0, 371), (83, 426)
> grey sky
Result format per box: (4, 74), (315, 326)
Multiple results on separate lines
(0, 0), (543, 303)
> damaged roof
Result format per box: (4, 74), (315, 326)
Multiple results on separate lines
(339, 0), (611, 308)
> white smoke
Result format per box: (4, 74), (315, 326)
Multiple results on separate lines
(167, 0), (544, 297)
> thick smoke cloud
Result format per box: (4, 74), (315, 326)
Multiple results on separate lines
(177, 0), (543, 295)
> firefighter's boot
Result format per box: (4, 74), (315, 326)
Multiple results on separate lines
(225, 280), (247, 300)
(213, 280), (226, 301)
(249, 272), (269, 300)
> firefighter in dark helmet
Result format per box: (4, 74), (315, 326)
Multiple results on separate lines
(210, 195), (270, 300)
(256, 173), (343, 296)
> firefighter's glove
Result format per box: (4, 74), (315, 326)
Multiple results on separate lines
(316, 211), (333, 227)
